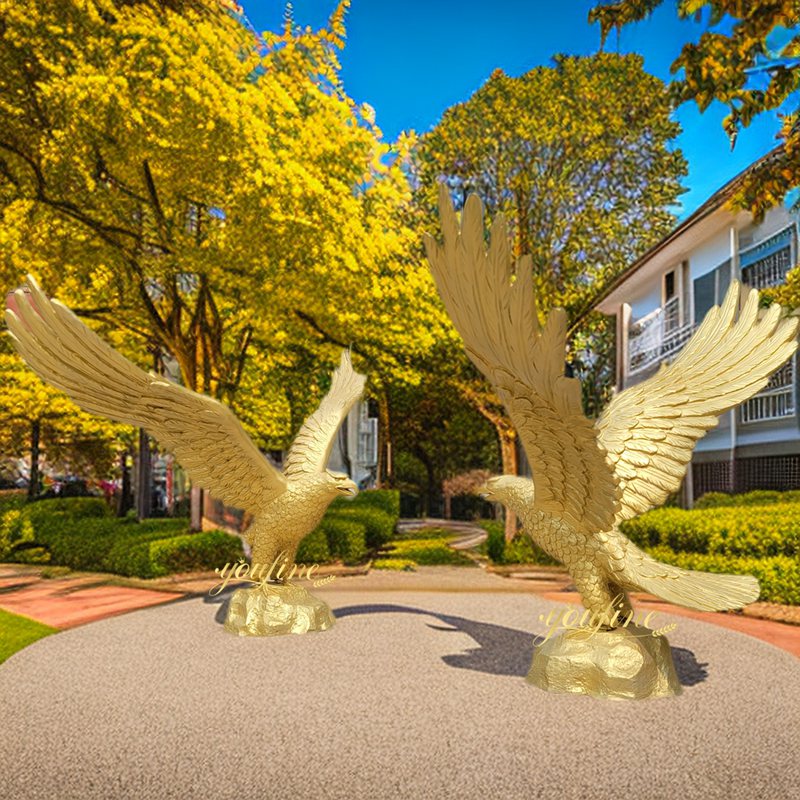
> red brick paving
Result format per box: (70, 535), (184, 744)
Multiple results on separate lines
(1, 564), (799, 660)
(0, 572), (180, 629)
(540, 589), (800, 659)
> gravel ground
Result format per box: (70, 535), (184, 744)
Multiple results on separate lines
(1, 587), (798, 800)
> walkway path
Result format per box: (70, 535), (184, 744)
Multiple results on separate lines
(0, 565), (181, 628)
(1, 583), (797, 800)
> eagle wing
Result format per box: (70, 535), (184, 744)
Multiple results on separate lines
(283, 350), (366, 480)
(424, 186), (619, 534)
(596, 280), (798, 523)
(5, 275), (287, 514)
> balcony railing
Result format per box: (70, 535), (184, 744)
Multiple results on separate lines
(740, 358), (796, 423)
(627, 296), (694, 376)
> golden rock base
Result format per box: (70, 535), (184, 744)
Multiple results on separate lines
(526, 623), (682, 700)
(223, 583), (335, 637)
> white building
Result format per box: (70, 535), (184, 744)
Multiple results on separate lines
(326, 400), (379, 490)
(595, 151), (799, 505)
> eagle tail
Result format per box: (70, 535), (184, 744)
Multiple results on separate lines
(623, 548), (759, 612)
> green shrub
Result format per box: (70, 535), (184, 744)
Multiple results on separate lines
(477, 521), (559, 565)
(148, 531), (243, 577)
(373, 558), (416, 571)
(352, 489), (400, 519)
(0, 508), (47, 563)
(295, 527), (330, 564)
(503, 534), (559, 566)
(321, 517), (367, 564)
(98, 530), (243, 578)
(383, 537), (474, 566)
(620, 504), (800, 558)
(27, 496), (110, 519)
(695, 489), (800, 509)
(327, 506), (395, 549)
(646, 546), (800, 605)
(0, 490), (26, 513)
(483, 520), (506, 563)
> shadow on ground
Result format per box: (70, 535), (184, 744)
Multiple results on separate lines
(204, 591), (707, 686)
(335, 604), (708, 685)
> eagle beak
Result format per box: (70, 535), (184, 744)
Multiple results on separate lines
(338, 480), (358, 498)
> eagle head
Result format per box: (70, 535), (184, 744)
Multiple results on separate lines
(325, 470), (358, 497)
(478, 475), (533, 512)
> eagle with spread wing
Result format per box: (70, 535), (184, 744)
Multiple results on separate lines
(425, 186), (798, 621)
(6, 276), (365, 567)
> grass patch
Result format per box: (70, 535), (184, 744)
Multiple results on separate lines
(377, 526), (476, 568)
(373, 558), (416, 571)
(0, 608), (57, 664)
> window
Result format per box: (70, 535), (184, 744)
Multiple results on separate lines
(664, 270), (675, 300)
(741, 226), (794, 289)
(693, 260), (731, 323)
(740, 355), (796, 423)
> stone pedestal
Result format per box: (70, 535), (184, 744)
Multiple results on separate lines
(223, 582), (335, 637)
(526, 623), (681, 700)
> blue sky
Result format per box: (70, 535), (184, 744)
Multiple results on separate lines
(245, 1), (779, 218)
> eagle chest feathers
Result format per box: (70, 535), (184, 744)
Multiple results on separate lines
(519, 508), (601, 567)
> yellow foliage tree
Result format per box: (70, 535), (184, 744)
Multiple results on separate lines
(0, 351), (130, 498)
(0, 1), (449, 494)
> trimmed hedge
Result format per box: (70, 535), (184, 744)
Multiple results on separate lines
(301, 489), (400, 564)
(479, 520), (559, 566)
(0, 498), (243, 578)
(646, 546), (800, 606)
(321, 517), (367, 564)
(695, 489), (800, 509)
(327, 506), (394, 549)
(295, 527), (330, 564)
(619, 504), (800, 558)
(351, 489), (400, 519)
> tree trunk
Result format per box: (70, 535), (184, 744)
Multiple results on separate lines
(117, 448), (134, 517)
(413, 445), (437, 518)
(499, 428), (518, 541)
(376, 393), (393, 488)
(190, 486), (204, 532)
(28, 418), (40, 501)
(136, 427), (152, 520)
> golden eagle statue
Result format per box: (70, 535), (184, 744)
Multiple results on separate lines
(5, 276), (365, 573)
(425, 187), (798, 624)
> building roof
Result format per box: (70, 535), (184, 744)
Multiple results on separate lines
(592, 145), (782, 313)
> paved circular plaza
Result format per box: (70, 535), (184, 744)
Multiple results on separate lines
(1, 586), (798, 799)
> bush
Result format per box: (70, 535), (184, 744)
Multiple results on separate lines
(0, 490), (26, 513)
(295, 527), (330, 564)
(148, 531), (243, 577)
(327, 506), (395, 549)
(694, 489), (800, 509)
(647, 546), (800, 605)
(27, 496), (110, 519)
(321, 517), (367, 564)
(478, 521), (559, 566)
(373, 558), (416, 571)
(0, 497), (243, 578)
(352, 489), (400, 519)
(100, 530), (243, 578)
(483, 520), (505, 563)
(620, 504), (800, 558)
(382, 537), (474, 566)
(0, 508), (48, 563)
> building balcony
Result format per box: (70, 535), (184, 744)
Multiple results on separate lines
(627, 296), (695, 377)
(740, 357), (796, 424)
